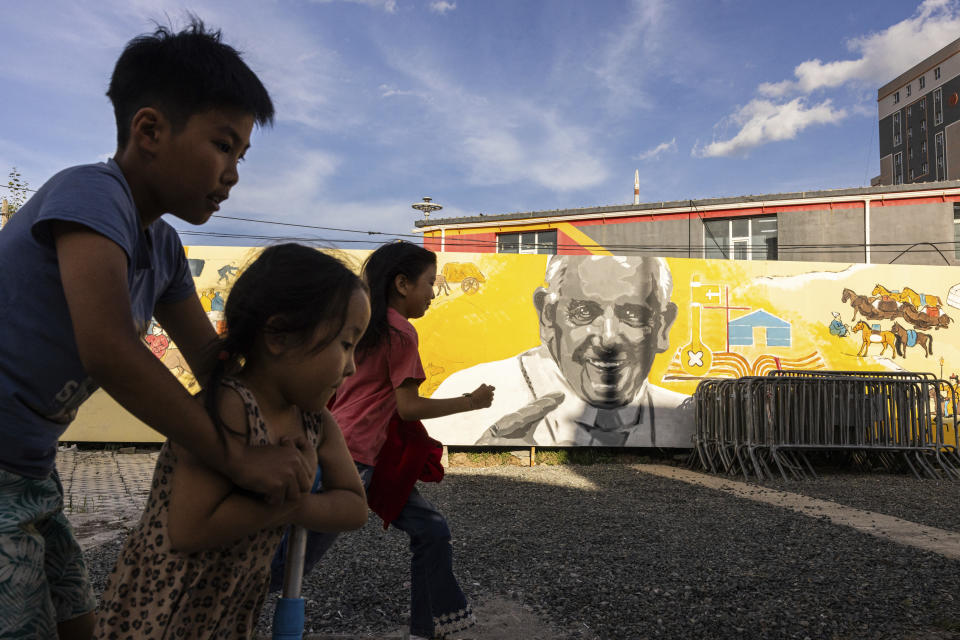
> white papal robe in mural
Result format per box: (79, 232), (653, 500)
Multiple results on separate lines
(425, 345), (694, 447)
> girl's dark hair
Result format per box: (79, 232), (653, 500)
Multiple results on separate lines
(357, 240), (436, 356)
(107, 16), (274, 150)
(205, 243), (365, 443)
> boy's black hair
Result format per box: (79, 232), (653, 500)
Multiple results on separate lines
(357, 240), (436, 357)
(107, 16), (274, 150)
(206, 244), (365, 443)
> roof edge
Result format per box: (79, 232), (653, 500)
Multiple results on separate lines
(415, 180), (960, 228)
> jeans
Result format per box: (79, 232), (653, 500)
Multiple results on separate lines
(271, 462), (474, 638)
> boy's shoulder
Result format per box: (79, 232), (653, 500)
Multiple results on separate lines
(17, 160), (135, 246)
(45, 159), (127, 191)
(21, 159), (184, 267)
(29, 160), (132, 220)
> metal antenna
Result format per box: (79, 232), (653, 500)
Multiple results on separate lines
(412, 196), (442, 221)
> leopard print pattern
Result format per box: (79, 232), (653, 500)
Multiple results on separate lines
(94, 378), (322, 639)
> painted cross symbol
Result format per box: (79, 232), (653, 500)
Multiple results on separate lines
(687, 350), (704, 367)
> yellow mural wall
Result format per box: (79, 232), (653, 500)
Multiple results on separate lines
(62, 246), (960, 446)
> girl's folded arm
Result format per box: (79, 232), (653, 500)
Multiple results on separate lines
(167, 388), (299, 553)
(290, 409), (368, 532)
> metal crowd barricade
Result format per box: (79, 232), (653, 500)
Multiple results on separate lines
(689, 370), (960, 481)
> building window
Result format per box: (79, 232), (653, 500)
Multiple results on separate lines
(936, 131), (945, 180)
(922, 161), (929, 174)
(907, 84), (912, 97)
(908, 126), (913, 141)
(955, 204), (960, 259)
(894, 152), (904, 185)
(920, 76), (927, 89)
(921, 118), (927, 133)
(936, 66), (942, 80)
(703, 216), (777, 261)
(893, 111), (902, 146)
(894, 91), (900, 104)
(935, 87), (944, 125)
(908, 106), (912, 118)
(496, 229), (557, 254)
(922, 140), (928, 155)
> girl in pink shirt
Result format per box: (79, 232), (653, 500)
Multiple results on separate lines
(272, 241), (493, 640)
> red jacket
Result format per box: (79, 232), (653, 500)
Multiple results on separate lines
(366, 413), (444, 528)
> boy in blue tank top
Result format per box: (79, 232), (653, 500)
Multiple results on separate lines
(0, 19), (314, 638)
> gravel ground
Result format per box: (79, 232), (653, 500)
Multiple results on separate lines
(83, 463), (960, 640)
(763, 469), (960, 534)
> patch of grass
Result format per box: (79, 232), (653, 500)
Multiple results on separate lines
(447, 447), (678, 467)
(535, 448), (656, 465)
(448, 450), (521, 467)
(534, 449), (569, 465)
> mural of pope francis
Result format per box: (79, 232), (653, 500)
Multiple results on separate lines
(425, 254), (694, 447)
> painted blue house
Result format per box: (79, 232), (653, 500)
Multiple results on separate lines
(729, 309), (792, 347)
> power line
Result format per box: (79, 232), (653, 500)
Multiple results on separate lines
(4, 184), (958, 258)
(210, 214), (409, 238)
(211, 213), (960, 254)
(0, 184), (38, 193)
(178, 226), (960, 256)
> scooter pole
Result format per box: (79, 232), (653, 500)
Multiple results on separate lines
(272, 525), (308, 640)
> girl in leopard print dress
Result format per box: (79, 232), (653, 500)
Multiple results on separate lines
(96, 244), (370, 639)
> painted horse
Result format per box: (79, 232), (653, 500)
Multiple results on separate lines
(842, 288), (897, 321)
(873, 284), (943, 309)
(872, 284), (906, 304)
(900, 286), (942, 309)
(851, 321), (898, 358)
(900, 302), (953, 330)
(890, 321), (933, 357)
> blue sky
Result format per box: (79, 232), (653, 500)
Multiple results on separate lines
(1, 0), (959, 247)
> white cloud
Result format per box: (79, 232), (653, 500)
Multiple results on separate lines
(429, 1), (456, 14)
(591, 0), (668, 110)
(461, 113), (608, 191)
(379, 83), (424, 98)
(165, 2), (367, 133)
(379, 48), (610, 192)
(231, 150), (341, 216)
(309, 0), (398, 12)
(694, 98), (847, 158)
(192, 148), (428, 244)
(3, 1), (364, 134)
(636, 138), (677, 160)
(759, 0), (960, 97)
(700, 0), (958, 157)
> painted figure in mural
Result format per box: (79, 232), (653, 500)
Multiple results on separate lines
(144, 320), (170, 358)
(426, 255), (694, 447)
(829, 311), (848, 338)
(200, 289), (214, 312)
(217, 263), (239, 283)
(434, 272), (451, 296)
